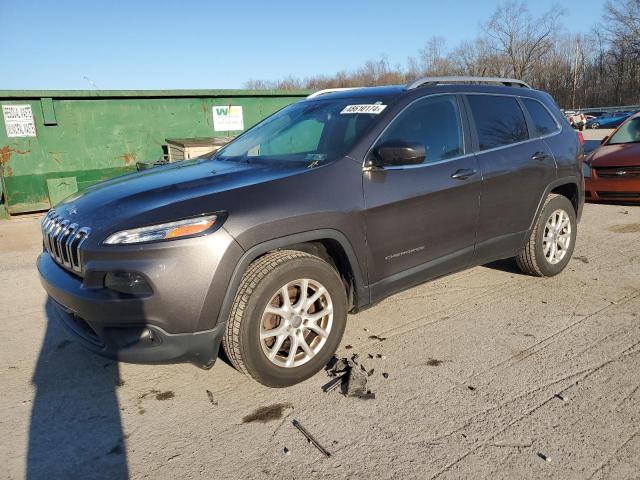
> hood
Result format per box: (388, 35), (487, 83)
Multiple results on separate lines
(587, 143), (640, 167)
(55, 158), (312, 232)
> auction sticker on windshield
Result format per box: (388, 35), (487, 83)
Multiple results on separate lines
(340, 104), (387, 114)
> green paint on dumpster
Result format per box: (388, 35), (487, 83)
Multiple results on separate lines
(0, 89), (311, 214)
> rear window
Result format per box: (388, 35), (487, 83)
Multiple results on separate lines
(467, 95), (529, 150)
(522, 98), (559, 137)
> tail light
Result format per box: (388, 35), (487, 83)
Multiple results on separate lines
(577, 131), (584, 145)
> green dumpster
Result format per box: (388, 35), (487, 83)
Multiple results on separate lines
(0, 89), (310, 215)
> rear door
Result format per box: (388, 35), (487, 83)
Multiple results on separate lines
(465, 94), (557, 262)
(363, 94), (481, 299)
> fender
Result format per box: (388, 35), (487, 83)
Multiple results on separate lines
(214, 229), (369, 328)
(526, 175), (584, 234)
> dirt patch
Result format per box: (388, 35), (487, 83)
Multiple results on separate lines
(155, 391), (174, 401)
(425, 358), (444, 367)
(242, 403), (293, 424)
(609, 223), (640, 233)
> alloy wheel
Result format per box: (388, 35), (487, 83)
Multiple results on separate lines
(543, 209), (572, 265)
(259, 279), (333, 368)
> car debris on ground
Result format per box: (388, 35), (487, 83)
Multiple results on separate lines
(206, 390), (218, 406)
(292, 420), (331, 458)
(323, 354), (377, 399)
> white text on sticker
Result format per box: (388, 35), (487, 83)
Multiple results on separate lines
(340, 104), (387, 114)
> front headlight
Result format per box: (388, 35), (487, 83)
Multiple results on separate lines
(582, 162), (592, 178)
(104, 214), (219, 245)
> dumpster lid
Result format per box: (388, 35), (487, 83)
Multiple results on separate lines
(165, 137), (234, 147)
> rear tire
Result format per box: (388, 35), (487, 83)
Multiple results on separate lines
(515, 194), (576, 277)
(222, 250), (347, 387)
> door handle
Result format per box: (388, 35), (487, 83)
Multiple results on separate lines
(532, 151), (551, 161)
(451, 168), (477, 180)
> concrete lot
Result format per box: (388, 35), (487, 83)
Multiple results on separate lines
(582, 128), (614, 140)
(1, 176), (639, 478)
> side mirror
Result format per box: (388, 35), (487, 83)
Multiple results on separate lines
(367, 141), (426, 169)
(600, 136), (609, 145)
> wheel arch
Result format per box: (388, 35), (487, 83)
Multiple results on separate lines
(550, 182), (580, 216)
(528, 176), (583, 234)
(215, 230), (369, 328)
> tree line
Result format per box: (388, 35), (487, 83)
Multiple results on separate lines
(245, 0), (640, 110)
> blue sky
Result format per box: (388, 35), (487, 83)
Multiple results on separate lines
(0, 0), (606, 90)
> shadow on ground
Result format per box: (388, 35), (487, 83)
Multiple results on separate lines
(27, 300), (128, 479)
(482, 258), (527, 275)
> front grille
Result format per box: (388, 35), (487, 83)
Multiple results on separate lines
(41, 210), (91, 273)
(595, 166), (640, 178)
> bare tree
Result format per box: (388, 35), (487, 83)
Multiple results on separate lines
(482, 1), (563, 80)
(243, 0), (640, 108)
(604, 0), (640, 55)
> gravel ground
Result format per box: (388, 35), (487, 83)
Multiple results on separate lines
(1, 197), (639, 478)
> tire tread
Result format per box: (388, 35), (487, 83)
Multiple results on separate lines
(222, 250), (315, 377)
(516, 193), (562, 277)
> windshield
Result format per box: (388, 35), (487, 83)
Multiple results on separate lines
(608, 117), (640, 145)
(213, 98), (390, 165)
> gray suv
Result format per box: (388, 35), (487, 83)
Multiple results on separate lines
(38, 76), (584, 386)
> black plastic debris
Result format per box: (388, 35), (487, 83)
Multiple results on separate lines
(537, 452), (552, 462)
(554, 393), (569, 403)
(321, 376), (343, 393)
(292, 420), (331, 458)
(324, 354), (376, 399)
(368, 335), (387, 342)
(206, 390), (218, 406)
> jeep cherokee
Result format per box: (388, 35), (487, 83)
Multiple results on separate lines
(38, 76), (585, 387)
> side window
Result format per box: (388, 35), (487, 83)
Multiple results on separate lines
(376, 95), (464, 164)
(467, 95), (529, 150)
(522, 98), (560, 137)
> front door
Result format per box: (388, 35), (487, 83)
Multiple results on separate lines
(363, 94), (481, 301)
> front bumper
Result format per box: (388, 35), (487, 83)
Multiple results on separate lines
(48, 297), (224, 367)
(37, 229), (244, 367)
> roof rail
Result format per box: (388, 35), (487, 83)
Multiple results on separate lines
(307, 88), (356, 98)
(406, 76), (531, 90)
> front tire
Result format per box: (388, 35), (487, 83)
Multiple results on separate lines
(516, 194), (577, 277)
(222, 250), (347, 387)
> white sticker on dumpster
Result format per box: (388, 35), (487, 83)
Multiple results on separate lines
(212, 105), (244, 131)
(340, 104), (387, 114)
(2, 104), (37, 137)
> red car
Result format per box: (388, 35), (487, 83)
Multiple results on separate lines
(584, 112), (640, 202)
